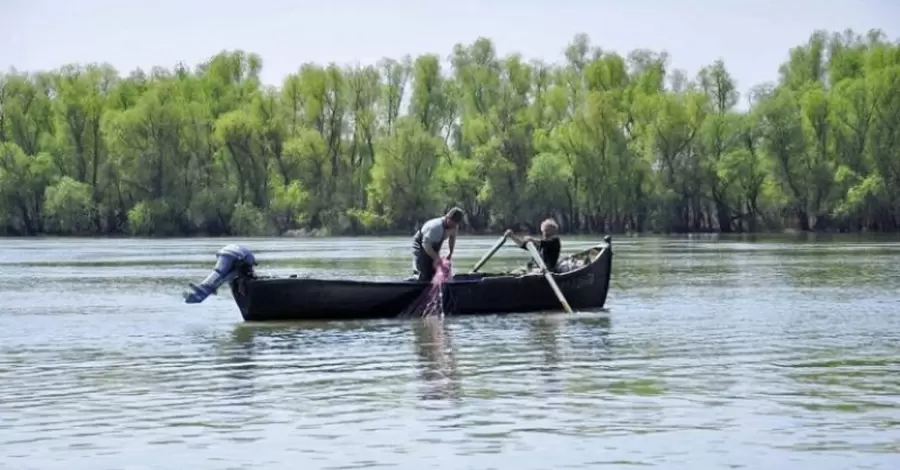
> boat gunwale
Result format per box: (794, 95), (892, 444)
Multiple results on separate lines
(238, 241), (611, 288)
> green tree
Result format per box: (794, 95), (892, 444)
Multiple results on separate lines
(1, 28), (898, 236)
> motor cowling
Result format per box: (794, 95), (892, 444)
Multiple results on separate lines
(183, 244), (257, 304)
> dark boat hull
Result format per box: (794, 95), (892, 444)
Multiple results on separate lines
(229, 239), (613, 322)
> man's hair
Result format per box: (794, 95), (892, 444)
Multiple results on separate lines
(540, 218), (559, 231)
(446, 207), (465, 223)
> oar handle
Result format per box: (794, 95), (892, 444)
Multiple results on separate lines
(524, 240), (574, 313)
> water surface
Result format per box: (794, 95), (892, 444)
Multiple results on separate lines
(1, 235), (898, 470)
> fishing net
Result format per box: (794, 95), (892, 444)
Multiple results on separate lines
(399, 257), (452, 318)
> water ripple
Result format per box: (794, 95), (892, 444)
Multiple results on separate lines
(1, 236), (899, 470)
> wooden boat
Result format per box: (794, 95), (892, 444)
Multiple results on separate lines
(183, 236), (613, 322)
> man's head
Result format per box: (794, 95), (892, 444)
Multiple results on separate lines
(443, 207), (465, 229)
(540, 218), (559, 238)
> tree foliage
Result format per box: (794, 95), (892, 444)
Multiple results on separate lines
(1, 29), (899, 236)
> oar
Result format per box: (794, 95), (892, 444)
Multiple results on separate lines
(470, 234), (507, 273)
(524, 240), (574, 314)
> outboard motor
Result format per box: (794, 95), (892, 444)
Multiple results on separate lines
(184, 244), (257, 304)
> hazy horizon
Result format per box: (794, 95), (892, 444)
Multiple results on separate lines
(2, 0), (899, 104)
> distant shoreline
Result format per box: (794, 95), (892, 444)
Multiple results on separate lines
(3, 28), (899, 240)
(3, 229), (900, 241)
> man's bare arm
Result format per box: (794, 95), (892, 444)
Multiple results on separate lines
(447, 232), (456, 259)
(423, 243), (439, 261)
(504, 230), (532, 247)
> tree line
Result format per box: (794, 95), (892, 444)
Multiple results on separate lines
(0, 29), (898, 237)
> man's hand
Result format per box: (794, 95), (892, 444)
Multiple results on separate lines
(504, 229), (513, 237)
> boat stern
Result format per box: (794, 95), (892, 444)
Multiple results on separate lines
(183, 244), (258, 304)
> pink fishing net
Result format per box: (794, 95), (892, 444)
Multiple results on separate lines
(400, 257), (452, 318)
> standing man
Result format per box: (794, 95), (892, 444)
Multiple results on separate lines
(411, 207), (465, 281)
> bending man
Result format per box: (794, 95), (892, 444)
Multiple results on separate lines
(411, 207), (465, 281)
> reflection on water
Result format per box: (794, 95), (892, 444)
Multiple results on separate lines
(412, 317), (462, 402)
(1, 236), (899, 470)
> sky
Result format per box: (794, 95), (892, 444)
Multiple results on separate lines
(2, 0), (898, 104)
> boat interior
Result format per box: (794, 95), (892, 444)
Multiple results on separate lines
(448, 243), (608, 282)
(249, 242), (610, 285)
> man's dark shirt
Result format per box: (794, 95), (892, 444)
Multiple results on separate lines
(521, 237), (561, 271)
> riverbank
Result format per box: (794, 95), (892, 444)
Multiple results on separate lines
(4, 230), (900, 243)
(3, 28), (899, 241)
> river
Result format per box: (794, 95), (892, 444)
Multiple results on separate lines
(1, 234), (898, 470)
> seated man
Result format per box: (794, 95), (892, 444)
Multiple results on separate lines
(504, 218), (562, 273)
(411, 207), (465, 281)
